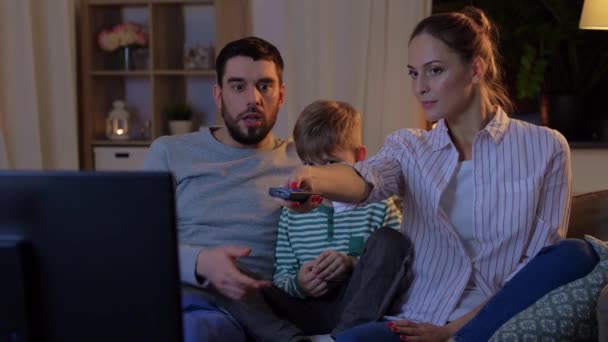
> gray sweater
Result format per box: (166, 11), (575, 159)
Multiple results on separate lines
(144, 128), (301, 284)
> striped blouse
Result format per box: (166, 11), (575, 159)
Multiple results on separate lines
(273, 199), (401, 298)
(353, 108), (572, 324)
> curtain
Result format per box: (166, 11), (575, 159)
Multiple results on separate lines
(0, 0), (79, 169)
(281, 0), (432, 154)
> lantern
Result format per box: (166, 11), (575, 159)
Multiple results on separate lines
(106, 100), (130, 140)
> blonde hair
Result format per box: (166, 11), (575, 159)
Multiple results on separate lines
(293, 100), (362, 164)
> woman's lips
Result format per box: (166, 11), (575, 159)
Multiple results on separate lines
(421, 100), (437, 110)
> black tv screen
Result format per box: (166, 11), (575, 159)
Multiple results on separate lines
(0, 171), (182, 342)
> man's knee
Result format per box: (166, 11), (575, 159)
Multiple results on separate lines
(183, 309), (247, 342)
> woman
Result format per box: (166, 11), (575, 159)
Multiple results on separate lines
(284, 6), (599, 342)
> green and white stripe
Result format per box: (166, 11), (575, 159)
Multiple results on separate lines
(273, 198), (402, 298)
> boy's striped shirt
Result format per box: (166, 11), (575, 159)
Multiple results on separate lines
(273, 198), (402, 298)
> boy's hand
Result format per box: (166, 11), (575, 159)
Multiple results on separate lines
(312, 250), (355, 282)
(297, 260), (329, 297)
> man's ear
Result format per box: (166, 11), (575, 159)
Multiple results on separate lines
(213, 84), (222, 109)
(278, 83), (286, 107)
(355, 145), (367, 162)
(471, 56), (486, 84)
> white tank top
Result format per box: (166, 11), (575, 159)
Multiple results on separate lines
(440, 160), (488, 321)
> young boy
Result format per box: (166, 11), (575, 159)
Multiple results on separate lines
(268, 100), (409, 337)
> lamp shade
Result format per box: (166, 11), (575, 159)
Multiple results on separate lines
(580, 0), (608, 30)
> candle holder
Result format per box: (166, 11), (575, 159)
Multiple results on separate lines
(106, 100), (130, 140)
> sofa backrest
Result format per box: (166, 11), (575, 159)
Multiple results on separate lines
(568, 190), (608, 240)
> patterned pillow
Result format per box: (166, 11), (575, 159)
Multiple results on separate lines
(586, 235), (608, 260)
(489, 236), (608, 342)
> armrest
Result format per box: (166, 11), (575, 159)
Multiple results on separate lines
(598, 283), (608, 341)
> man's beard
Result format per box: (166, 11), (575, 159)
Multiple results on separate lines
(221, 100), (278, 146)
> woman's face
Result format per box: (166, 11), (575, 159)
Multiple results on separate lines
(407, 33), (478, 122)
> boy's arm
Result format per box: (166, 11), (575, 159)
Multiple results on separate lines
(273, 208), (307, 298)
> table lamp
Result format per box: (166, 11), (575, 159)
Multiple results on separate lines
(580, 0), (608, 30)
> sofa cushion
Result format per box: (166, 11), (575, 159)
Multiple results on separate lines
(488, 235), (608, 342)
(568, 190), (608, 240)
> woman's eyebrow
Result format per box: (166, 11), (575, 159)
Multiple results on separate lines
(407, 60), (442, 69)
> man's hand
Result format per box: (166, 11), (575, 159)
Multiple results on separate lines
(312, 250), (355, 282)
(386, 320), (452, 342)
(196, 246), (271, 300)
(297, 260), (329, 297)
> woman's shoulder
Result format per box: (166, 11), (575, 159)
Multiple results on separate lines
(388, 127), (429, 138)
(507, 118), (570, 153)
(384, 128), (434, 150)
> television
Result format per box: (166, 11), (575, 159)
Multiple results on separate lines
(0, 171), (183, 342)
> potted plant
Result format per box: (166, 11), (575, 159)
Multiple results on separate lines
(164, 102), (193, 135)
(520, 0), (608, 140)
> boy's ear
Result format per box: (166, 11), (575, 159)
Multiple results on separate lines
(355, 146), (367, 162)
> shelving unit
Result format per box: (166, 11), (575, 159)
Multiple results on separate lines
(78, 0), (250, 170)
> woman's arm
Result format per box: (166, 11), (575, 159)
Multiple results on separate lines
(388, 301), (487, 341)
(504, 131), (572, 283)
(290, 163), (371, 203)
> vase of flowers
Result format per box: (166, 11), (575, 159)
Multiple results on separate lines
(98, 23), (148, 70)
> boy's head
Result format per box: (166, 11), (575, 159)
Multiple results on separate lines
(293, 100), (367, 165)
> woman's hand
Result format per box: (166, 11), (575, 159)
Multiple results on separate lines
(287, 165), (316, 192)
(277, 165), (323, 213)
(281, 163), (370, 209)
(386, 320), (452, 342)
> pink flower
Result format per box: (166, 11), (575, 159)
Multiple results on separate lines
(98, 30), (120, 51)
(135, 31), (148, 46)
(97, 22), (148, 52)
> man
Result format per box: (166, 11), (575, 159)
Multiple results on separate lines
(144, 37), (305, 342)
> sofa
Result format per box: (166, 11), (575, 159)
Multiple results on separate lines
(310, 190), (608, 342)
(567, 189), (608, 340)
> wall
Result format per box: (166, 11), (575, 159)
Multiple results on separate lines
(571, 149), (608, 194)
(250, 0), (289, 138)
(251, 0), (427, 150)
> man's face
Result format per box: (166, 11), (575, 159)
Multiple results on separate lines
(213, 56), (285, 146)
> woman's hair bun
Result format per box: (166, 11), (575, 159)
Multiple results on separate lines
(460, 6), (492, 35)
